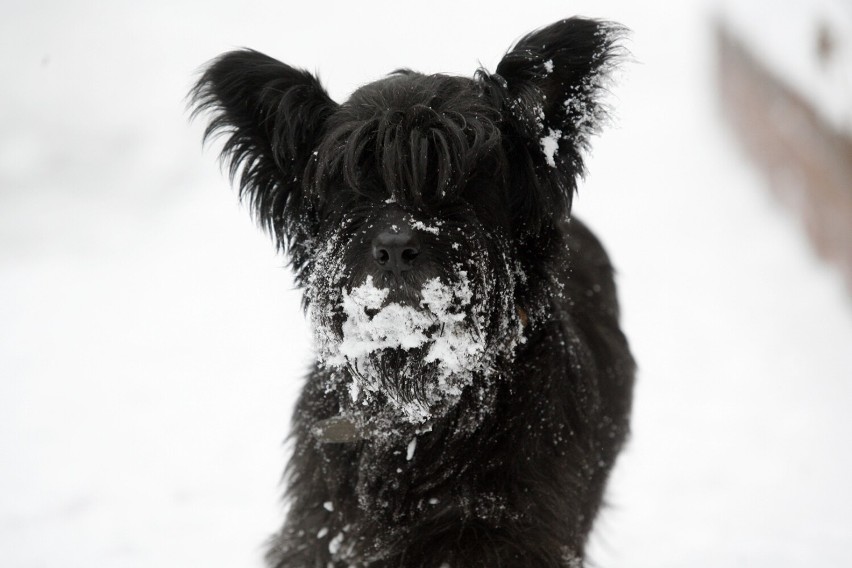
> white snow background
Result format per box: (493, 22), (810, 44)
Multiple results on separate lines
(2, 1), (851, 566)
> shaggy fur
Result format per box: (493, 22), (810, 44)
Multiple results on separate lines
(191, 17), (634, 567)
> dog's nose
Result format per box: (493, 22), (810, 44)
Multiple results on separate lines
(372, 225), (420, 275)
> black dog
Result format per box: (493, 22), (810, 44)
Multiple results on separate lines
(192, 17), (634, 567)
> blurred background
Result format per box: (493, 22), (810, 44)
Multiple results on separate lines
(2, 0), (851, 566)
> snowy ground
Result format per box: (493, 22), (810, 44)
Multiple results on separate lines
(2, 1), (851, 567)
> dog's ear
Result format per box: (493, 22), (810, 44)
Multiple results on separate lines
(487, 18), (625, 233)
(190, 50), (337, 250)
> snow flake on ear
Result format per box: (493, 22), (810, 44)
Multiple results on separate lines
(561, 70), (608, 149)
(540, 127), (563, 167)
(529, 100), (564, 167)
(543, 59), (554, 73)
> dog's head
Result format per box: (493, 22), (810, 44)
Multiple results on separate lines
(191, 18), (624, 425)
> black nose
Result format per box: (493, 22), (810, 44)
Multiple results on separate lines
(372, 225), (420, 275)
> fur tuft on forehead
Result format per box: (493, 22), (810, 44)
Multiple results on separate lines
(309, 72), (504, 203)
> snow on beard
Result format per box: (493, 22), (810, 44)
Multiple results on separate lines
(308, 231), (523, 425)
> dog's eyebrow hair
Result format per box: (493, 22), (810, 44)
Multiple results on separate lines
(312, 78), (506, 205)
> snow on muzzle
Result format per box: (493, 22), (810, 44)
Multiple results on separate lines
(314, 271), (489, 423)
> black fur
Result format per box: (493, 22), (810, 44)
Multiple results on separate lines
(191, 17), (634, 567)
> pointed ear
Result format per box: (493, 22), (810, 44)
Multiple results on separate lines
(190, 49), (337, 250)
(488, 18), (625, 229)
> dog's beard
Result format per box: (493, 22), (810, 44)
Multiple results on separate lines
(317, 273), (489, 423)
(307, 224), (524, 427)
